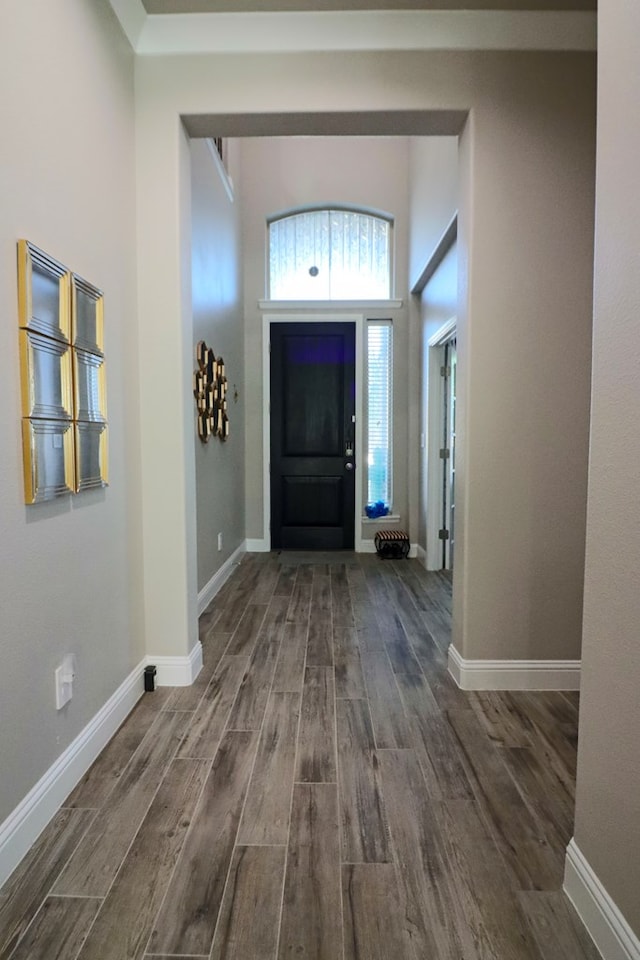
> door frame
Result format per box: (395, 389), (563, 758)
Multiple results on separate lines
(426, 316), (457, 570)
(262, 313), (365, 552)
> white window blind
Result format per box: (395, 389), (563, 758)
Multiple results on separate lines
(269, 208), (391, 300)
(367, 321), (392, 508)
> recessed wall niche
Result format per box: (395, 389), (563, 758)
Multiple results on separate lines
(18, 240), (109, 503)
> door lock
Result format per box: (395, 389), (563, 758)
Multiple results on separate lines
(345, 462), (354, 471)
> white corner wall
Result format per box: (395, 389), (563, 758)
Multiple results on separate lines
(570, 0), (640, 945)
(0, 1), (141, 823)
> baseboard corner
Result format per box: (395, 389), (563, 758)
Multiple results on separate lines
(147, 640), (203, 687)
(564, 838), (640, 960)
(245, 537), (270, 553)
(447, 647), (581, 691)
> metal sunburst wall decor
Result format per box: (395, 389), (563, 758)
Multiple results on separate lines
(193, 340), (229, 442)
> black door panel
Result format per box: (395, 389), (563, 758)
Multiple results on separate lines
(271, 323), (355, 550)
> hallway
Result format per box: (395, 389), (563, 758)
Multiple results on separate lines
(0, 553), (598, 960)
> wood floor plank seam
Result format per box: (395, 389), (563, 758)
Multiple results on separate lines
(197, 726), (266, 959)
(330, 574), (347, 960)
(6, 895), (103, 960)
(71, 758), (210, 960)
(0, 808), (96, 960)
(64, 693), (175, 811)
(272, 594), (311, 960)
(146, 730), (260, 957)
(53, 719), (202, 957)
(0, 824), (99, 960)
(93, 753), (213, 960)
(207, 593), (292, 947)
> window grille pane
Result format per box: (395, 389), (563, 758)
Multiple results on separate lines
(367, 322), (392, 508)
(269, 209), (390, 300)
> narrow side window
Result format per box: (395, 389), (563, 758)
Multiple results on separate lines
(367, 320), (393, 509)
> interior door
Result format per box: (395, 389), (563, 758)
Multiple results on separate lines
(440, 338), (457, 569)
(270, 322), (356, 550)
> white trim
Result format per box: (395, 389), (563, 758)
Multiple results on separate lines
(358, 539), (377, 554)
(259, 299), (402, 311)
(147, 643), (203, 687)
(359, 539), (418, 559)
(205, 138), (235, 204)
(197, 541), (246, 615)
(412, 214), (457, 295)
(416, 543), (427, 566)
(246, 538), (270, 552)
(362, 513), (401, 524)
(428, 315), (458, 349)
(263, 313), (364, 553)
(447, 645), (581, 691)
(134, 11), (597, 56)
(426, 319), (457, 570)
(564, 839), (640, 960)
(0, 659), (146, 888)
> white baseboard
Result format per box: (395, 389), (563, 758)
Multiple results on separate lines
(146, 642), (202, 687)
(0, 658), (146, 889)
(197, 541), (246, 615)
(416, 543), (427, 566)
(246, 537), (270, 552)
(358, 539), (377, 553)
(358, 540), (418, 558)
(564, 838), (640, 960)
(447, 644), (581, 690)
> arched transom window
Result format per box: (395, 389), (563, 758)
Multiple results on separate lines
(268, 207), (392, 300)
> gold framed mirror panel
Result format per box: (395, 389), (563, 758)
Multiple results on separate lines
(75, 422), (109, 492)
(22, 419), (75, 503)
(74, 349), (107, 423)
(19, 329), (73, 421)
(72, 274), (104, 355)
(18, 240), (70, 343)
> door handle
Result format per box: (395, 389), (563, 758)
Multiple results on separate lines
(345, 462), (354, 471)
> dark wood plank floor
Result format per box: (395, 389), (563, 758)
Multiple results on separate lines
(0, 553), (600, 960)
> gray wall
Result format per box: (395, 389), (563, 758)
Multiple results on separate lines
(238, 136), (412, 545)
(0, 1), (140, 822)
(452, 57), (595, 662)
(408, 137), (458, 290)
(191, 141), (245, 591)
(572, 0), (640, 937)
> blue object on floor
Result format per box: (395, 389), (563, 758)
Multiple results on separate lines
(365, 501), (389, 519)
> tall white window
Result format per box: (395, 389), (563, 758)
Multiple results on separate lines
(269, 208), (392, 300)
(367, 321), (393, 508)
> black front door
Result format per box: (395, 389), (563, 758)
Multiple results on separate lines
(270, 322), (356, 550)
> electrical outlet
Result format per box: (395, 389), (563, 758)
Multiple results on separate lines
(217, 532), (223, 551)
(55, 654), (76, 710)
